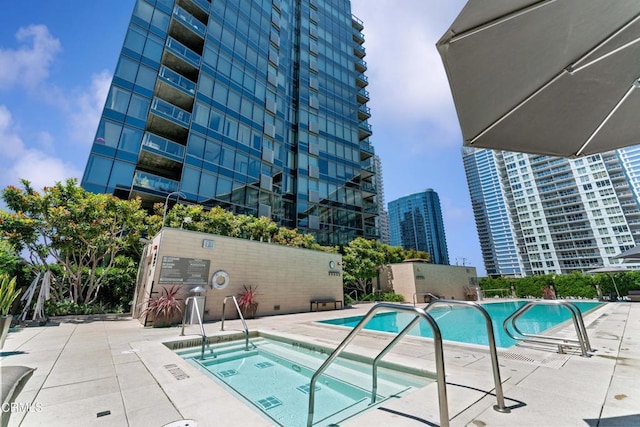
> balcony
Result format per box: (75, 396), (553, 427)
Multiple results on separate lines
(147, 97), (191, 141)
(358, 121), (372, 139)
(364, 226), (380, 239)
(132, 170), (180, 194)
(360, 139), (374, 160)
(169, 6), (206, 52)
(175, 0), (209, 24)
(360, 159), (375, 178)
(156, 65), (196, 111)
(354, 43), (366, 59)
(356, 73), (368, 88)
(151, 98), (190, 127)
(351, 15), (364, 31)
(162, 37), (201, 81)
(353, 28), (364, 44)
(139, 132), (185, 168)
(355, 58), (367, 73)
(362, 202), (377, 218)
(362, 181), (377, 195)
(356, 88), (370, 104)
(358, 104), (371, 121)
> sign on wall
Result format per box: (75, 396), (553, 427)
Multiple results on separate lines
(159, 257), (211, 286)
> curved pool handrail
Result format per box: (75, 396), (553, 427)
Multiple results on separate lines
(426, 300), (509, 413)
(180, 296), (207, 359)
(306, 303), (449, 427)
(503, 300), (593, 357)
(220, 295), (250, 351)
(412, 292), (441, 306)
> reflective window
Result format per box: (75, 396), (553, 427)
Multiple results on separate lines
(187, 133), (205, 158)
(108, 161), (135, 189)
(200, 171), (217, 198)
(119, 127), (143, 153)
(84, 156), (112, 184)
(115, 57), (138, 83)
(124, 26), (146, 54)
(106, 87), (131, 114)
(95, 120), (122, 147)
(135, 65), (157, 91)
(128, 94), (150, 120)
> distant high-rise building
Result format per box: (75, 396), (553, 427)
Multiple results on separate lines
(462, 147), (640, 276)
(80, 0), (378, 246)
(388, 189), (449, 265)
(373, 155), (390, 244)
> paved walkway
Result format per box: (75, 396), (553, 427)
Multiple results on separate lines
(1, 301), (639, 426)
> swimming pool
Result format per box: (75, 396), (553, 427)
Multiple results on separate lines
(320, 300), (603, 348)
(179, 337), (430, 426)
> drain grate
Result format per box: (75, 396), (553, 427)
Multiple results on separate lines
(164, 364), (190, 380)
(255, 361), (274, 369)
(296, 384), (321, 394)
(257, 396), (282, 410)
(216, 369), (238, 378)
(499, 352), (537, 363)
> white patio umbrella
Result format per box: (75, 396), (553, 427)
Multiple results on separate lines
(437, 1), (640, 158)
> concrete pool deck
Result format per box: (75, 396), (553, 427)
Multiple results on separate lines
(1, 300), (638, 426)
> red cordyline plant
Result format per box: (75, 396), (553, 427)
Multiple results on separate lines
(237, 285), (258, 308)
(139, 285), (183, 326)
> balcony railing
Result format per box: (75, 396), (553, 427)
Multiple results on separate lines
(142, 132), (185, 161)
(173, 6), (206, 39)
(133, 170), (180, 193)
(166, 36), (201, 68)
(158, 65), (196, 95)
(360, 139), (374, 154)
(151, 97), (191, 127)
(190, 0), (210, 13)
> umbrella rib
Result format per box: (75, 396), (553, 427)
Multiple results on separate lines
(568, 13), (640, 74)
(469, 71), (567, 146)
(448, 0), (555, 44)
(575, 83), (639, 157)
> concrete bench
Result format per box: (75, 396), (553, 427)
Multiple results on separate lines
(627, 290), (640, 302)
(310, 298), (343, 312)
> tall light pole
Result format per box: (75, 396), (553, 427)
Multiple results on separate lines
(162, 191), (186, 228)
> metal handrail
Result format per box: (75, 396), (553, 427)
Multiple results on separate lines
(220, 296), (250, 351)
(307, 303), (449, 427)
(503, 300), (593, 357)
(180, 296), (207, 359)
(426, 300), (509, 413)
(413, 292), (440, 306)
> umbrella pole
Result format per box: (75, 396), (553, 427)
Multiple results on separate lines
(611, 275), (621, 301)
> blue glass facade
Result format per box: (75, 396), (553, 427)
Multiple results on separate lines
(81, 0), (377, 246)
(388, 190), (450, 265)
(462, 148), (522, 277)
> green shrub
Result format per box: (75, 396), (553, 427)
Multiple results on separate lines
(344, 293), (353, 306)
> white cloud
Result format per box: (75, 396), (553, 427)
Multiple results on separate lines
(0, 105), (80, 190)
(350, 1), (466, 138)
(0, 25), (61, 91)
(66, 70), (112, 144)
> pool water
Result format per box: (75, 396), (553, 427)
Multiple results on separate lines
(179, 337), (429, 426)
(320, 300), (603, 348)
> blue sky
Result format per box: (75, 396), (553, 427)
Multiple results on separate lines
(0, 1), (482, 274)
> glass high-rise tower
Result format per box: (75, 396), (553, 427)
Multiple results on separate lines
(80, 0), (377, 246)
(388, 189), (450, 265)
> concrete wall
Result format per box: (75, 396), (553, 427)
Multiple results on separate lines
(380, 262), (479, 303)
(134, 228), (343, 325)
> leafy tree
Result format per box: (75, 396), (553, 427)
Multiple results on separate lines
(0, 179), (147, 304)
(342, 237), (386, 295)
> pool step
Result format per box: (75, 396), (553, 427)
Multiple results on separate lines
(177, 338), (267, 359)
